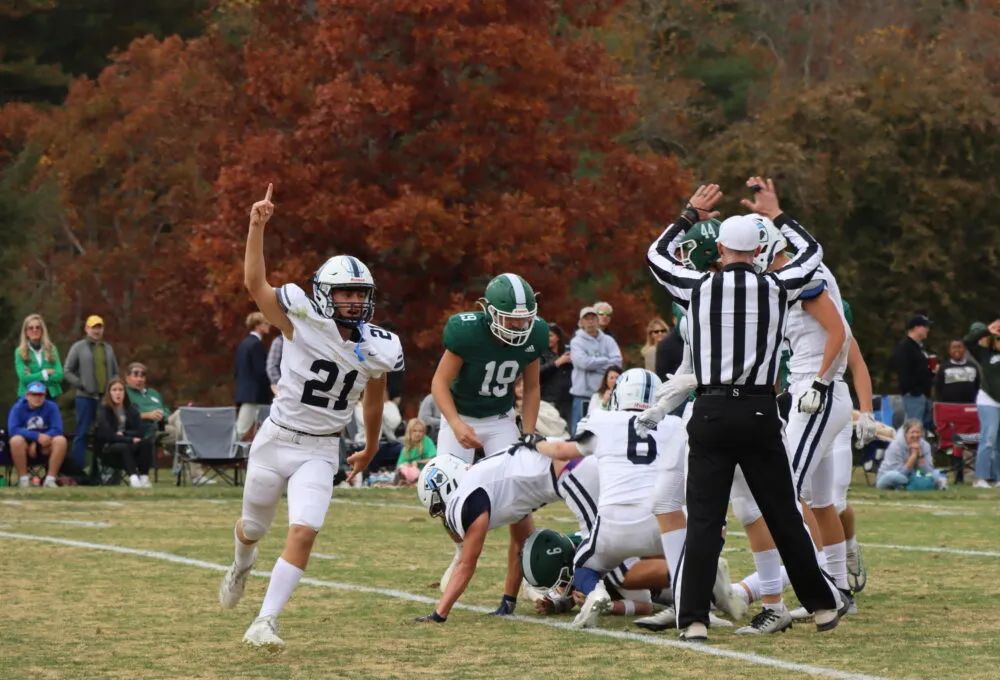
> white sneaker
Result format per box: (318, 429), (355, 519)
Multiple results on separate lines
(571, 582), (611, 629)
(43, 476), (58, 488)
(711, 557), (748, 621)
(18, 476), (30, 488)
(635, 606), (676, 631)
(789, 606), (812, 621)
(679, 622), (708, 642)
(243, 615), (284, 651)
(440, 545), (462, 593)
(129, 474), (143, 488)
(973, 479), (992, 489)
(219, 554), (257, 609)
(735, 607), (793, 635)
(708, 611), (734, 628)
(139, 475), (152, 488)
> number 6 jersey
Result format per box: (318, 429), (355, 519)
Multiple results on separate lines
(270, 283), (404, 435)
(443, 311), (549, 418)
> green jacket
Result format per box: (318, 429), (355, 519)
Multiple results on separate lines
(964, 325), (1000, 402)
(126, 385), (172, 438)
(15, 345), (64, 398)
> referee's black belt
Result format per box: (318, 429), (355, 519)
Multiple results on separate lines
(696, 385), (775, 398)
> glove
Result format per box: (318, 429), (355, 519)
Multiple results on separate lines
(797, 378), (830, 414)
(489, 594), (517, 616)
(854, 411), (878, 447)
(414, 611), (447, 623)
(518, 432), (544, 450)
(635, 405), (666, 438)
(653, 373), (698, 403)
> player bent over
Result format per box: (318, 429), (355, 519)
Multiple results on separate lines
(218, 185), (403, 651)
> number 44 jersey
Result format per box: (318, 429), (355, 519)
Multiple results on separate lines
(443, 311), (549, 419)
(270, 283), (404, 435)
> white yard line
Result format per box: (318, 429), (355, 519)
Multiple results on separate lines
(862, 543), (1000, 558)
(0, 530), (884, 680)
(311, 552), (337, 560)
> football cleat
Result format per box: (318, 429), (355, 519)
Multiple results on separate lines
(789, 606), (812, 621)
(570, 582), (611, 629)
(735, 607), (793, 635)
(635, 606), (676, 632)
(243, 615), (284, 652)
(846, 544), (868, 593)
(679, 622), (708, 642)
(711, 557), (748, 621)
(815, 607), (840, 632)
(219, 552), (257, 609)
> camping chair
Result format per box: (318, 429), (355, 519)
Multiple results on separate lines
(173, 407), (249, 486)
(932, 402), (980, 484)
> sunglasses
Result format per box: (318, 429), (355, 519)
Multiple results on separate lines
(596, 311), (612, 317)
(650, 329), (667, 335)
(130, 370), (146, 377)
(26, 325), (42, 331)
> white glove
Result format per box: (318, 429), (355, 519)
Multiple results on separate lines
(653, 373), (698, 411)
(854, 411), (878, 447)
(797, 378), (830, 414)
(635, 405), (667, 438)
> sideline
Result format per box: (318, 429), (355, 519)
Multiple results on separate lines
(0, 530), (885, 680)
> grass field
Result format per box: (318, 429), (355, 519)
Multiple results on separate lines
(2, 472), (999, 680)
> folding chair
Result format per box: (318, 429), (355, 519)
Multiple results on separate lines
(932, 403), (980, 484)
(173, 407), (249, 486)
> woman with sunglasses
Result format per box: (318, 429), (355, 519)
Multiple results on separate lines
(15, 314), (64, 399)
(641, 317), (670, 372)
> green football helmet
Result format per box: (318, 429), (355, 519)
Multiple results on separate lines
(521, 529), (575, 591)
(677, 218), (721, 271)
(479, 273), (538, 346)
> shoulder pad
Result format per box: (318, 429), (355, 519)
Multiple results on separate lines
(798, 278), (827, 301)
(362, 324), (404, 373)
(276, 283), (315, 319)
(443, 312), (484, 352)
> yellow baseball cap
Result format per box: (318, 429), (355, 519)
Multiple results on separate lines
(85, 315), (104, 328)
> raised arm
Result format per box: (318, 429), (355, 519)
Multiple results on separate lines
(244, 184), (293, 339)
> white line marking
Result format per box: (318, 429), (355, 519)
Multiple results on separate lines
(2, 500), (24, 506)
(312, 553), (337, 560)
(0, 530), (884, 680)
(863, 543), (1000, 558)
(23, 519), (112, 528)
(333, 498), (423, 511)
(849, 499), (984, 514)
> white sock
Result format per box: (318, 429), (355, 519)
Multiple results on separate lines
(738, 566), (790, 605)
(752, 548), (783, 597)
(44, 475), (56, 483)
(259, 557), (304, 619)
(815, 547), (828, 569)
(234, 525), (257, 570)
(763, 600), (787, 613)
(824, 541), (849, 590)
(661, 529), (686, 585)
(846, 536), (858, 552)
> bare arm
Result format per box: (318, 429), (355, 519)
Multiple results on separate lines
(802, 290), (850, 383)
(846, 338), (874, 413)
(520, 359), (541, 434)
(535, 439), (584, 461)
(431, 350), (483, 449)
(244, 184), (293, 339)
(346, 376), (386, 482)
(435, 512), (489, 618)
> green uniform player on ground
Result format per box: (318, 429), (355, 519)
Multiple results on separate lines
(431, 273), (549, 465)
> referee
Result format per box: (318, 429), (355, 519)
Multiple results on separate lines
(646, 177), (839, 642)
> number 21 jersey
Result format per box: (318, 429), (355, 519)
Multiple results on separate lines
(270, 283), (404, 435)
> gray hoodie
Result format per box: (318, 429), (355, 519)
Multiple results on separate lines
(880, 426), (934, 477)
(569, 329), (622, 397)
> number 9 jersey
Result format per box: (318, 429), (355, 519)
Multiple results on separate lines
(443, 311), (549, 418)
(270, 283), (404, 435)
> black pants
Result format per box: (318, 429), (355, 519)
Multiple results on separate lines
(676, 394), (837, 628)
(101, 439), (153, 476)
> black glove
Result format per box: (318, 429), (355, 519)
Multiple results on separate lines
(489, 594), (517, 616)
(414, 611), (447, 623)
(518, 432), (544, 450)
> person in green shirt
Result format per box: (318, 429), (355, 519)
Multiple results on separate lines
(124, 362), (176, 447)
(395, 418), (436, 485)
(430, 273), (549, 465)
(15, 314), (64, 398)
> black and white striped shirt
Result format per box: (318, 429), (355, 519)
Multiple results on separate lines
(646, 214), (823, 388)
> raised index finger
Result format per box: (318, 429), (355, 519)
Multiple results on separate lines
(264, 183), (273, 202)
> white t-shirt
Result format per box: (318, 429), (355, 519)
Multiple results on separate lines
(269, 283), (403, 435)
(785, 263), (848, 381)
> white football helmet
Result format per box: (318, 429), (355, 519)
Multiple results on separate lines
(311, 255), (375, 326)
(417, 455), (469, 516)
(609, 368), (662, 412)
(751, 216), (786, 273)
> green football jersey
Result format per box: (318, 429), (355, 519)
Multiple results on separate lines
(443, 311), (549, 418)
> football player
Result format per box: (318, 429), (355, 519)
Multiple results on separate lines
(414, 440), (580, 623)
(218, 185), (404, 651)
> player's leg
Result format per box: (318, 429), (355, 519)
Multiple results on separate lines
(492, 514), (535, 616)
(9, 435), (30, 486)
(831, 420), (866, 591)
(45, 436), (67, 485)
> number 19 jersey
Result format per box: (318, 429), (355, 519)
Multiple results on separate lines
(443, 311), (549, 418)
(270, 283), (404, 435)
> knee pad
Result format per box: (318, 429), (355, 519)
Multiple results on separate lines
(731, 496), (762, 527)
(239, 517), (267, 542)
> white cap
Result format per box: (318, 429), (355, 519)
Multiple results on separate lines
(717, 215), (762, 252)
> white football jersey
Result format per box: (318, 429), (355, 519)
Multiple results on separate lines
(558, 455), (600, 538)
(785, 263), (848, 380)
(446, 445), (561, 533)
(269, 283), (404, 435)
(577, 409), (686, 510)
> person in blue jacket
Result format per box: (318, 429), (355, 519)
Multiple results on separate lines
(7, 381), (68, 487)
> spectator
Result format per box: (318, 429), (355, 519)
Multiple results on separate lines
(15, 314), (64, 399)
(539, 322), (573, 426)
(353, 391), (403, 472)
(417, 393), (442, 443)
(569, 306), (622, 434)
(125, 362), (175, 446)
(395, 418), (436, 485)
(266, 333), (283, 396)
(876, 419), (947, 490)
(514, 375), (567, 438)
(234, 311), (273, 439)
(593, 301), (614, 338)
(95, 378), (153, 488)
(7, 381), (68, 487)
(964, 320), (1000, 488)
(588, 365), (622, 415)
(64, 315), (119, 472)
(934, 340), (979, 404)
(891, 314), (934, 430)
(641, 317), (669, 372)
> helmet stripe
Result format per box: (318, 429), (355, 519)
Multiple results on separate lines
(503, 273), (527, 307)
(345, 255), (362, 277)
(642, 370), (652, 405)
